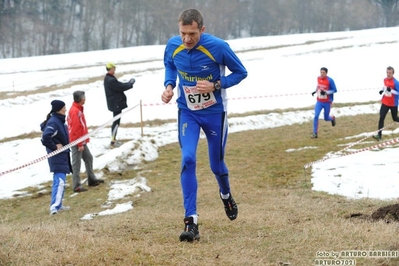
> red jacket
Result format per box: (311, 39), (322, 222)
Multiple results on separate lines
(67, 102), (89, 147)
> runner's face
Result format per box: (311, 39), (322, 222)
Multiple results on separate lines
(387, 69), (394, 79)
(179, 21), (204, 50)
(320, 70), (327, 78)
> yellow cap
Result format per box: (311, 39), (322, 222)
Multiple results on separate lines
(106, 62), (116, 69)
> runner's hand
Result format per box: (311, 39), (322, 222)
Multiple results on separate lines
(196, 80), (214, 93)
(162, 87), (174, 103)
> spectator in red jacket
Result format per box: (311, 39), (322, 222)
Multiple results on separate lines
(103, 62), (135, 147)
(67, 91), (104, 192)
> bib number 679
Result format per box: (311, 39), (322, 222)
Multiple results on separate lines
(188, 93), (211, 103)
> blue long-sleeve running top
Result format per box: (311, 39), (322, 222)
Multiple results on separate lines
(164, 33), (247, 114)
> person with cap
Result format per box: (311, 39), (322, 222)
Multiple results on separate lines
(162, 8), (247, 242)
(67, 90), (104, 192)
(372, 66), (399, 141)
(311, 67), (337, 138)
(40, 100), (72, 215)
(103, 62), (136, 147)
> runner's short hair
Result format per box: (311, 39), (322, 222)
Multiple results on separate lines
(178, 9), (204, 29)
(320, 67), (328, 73)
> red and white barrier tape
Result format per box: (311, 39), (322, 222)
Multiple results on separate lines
(0, 103), (140, 177)
(332, 121), (398, 155)
(304, 130), (399, 169)
(0, 86), (383, 176)
(140, 87), (379, 107)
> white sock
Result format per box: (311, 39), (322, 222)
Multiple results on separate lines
(190, 214), (198, 224)
(221, 193), (230, 199)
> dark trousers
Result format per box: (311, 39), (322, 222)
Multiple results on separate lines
(111, 110), (122, 141)
(377, 104), (399, 137)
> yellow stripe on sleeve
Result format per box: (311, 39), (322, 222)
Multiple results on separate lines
(196, 45), (216, 62)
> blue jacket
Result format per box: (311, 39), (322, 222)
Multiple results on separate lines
(164, 33), (247, 114)
(40, 113), (72, 174)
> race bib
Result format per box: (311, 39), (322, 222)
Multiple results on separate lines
(317, 90), (328, 99)
(384, 91), (392, 97)
(183, 85), (217, 110)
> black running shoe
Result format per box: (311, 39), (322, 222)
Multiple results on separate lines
(311, 133), (318, 139)
(179, 217), (200, 242)
(331, 116), (336, 127)
(220, 193), (238, 221)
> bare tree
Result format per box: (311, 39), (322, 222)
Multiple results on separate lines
(80, 0), (97, 51)
(371, 0), (399, 26)
(0, 0), (396, 58)
(97, 0), (116, 50)
(248, 0), (279, 36)
(0, 0), (11, 57)
(62, 0), (80, 52)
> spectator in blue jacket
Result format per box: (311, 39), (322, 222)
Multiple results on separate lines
(40, 100), (72, 215)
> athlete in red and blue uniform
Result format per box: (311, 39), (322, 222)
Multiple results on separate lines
(311, 67), (337, 138)
(373, 66), (399, 140)
(162, 9), (247, 242)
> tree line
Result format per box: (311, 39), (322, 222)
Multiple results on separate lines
(0, 0), (398, 59)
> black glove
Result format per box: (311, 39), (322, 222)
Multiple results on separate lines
(129, 78), (136, 85)
(387, 87), (391, 92)
(320, 90), (326, 96)
(312, 91), (316, 96)
(379, 90), (383, 95)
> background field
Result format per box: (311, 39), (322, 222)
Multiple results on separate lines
(1, 25), (399, 266)
(1, 110), (399, 266)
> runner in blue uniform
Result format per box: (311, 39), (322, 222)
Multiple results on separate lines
(162, 8), (247, 242)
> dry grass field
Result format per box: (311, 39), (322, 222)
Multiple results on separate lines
(1, 109), (399, 266)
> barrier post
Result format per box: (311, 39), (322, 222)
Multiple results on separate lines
(140, 100), (143, 137)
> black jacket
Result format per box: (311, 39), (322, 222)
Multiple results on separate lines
(104, 73), (133, 112)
